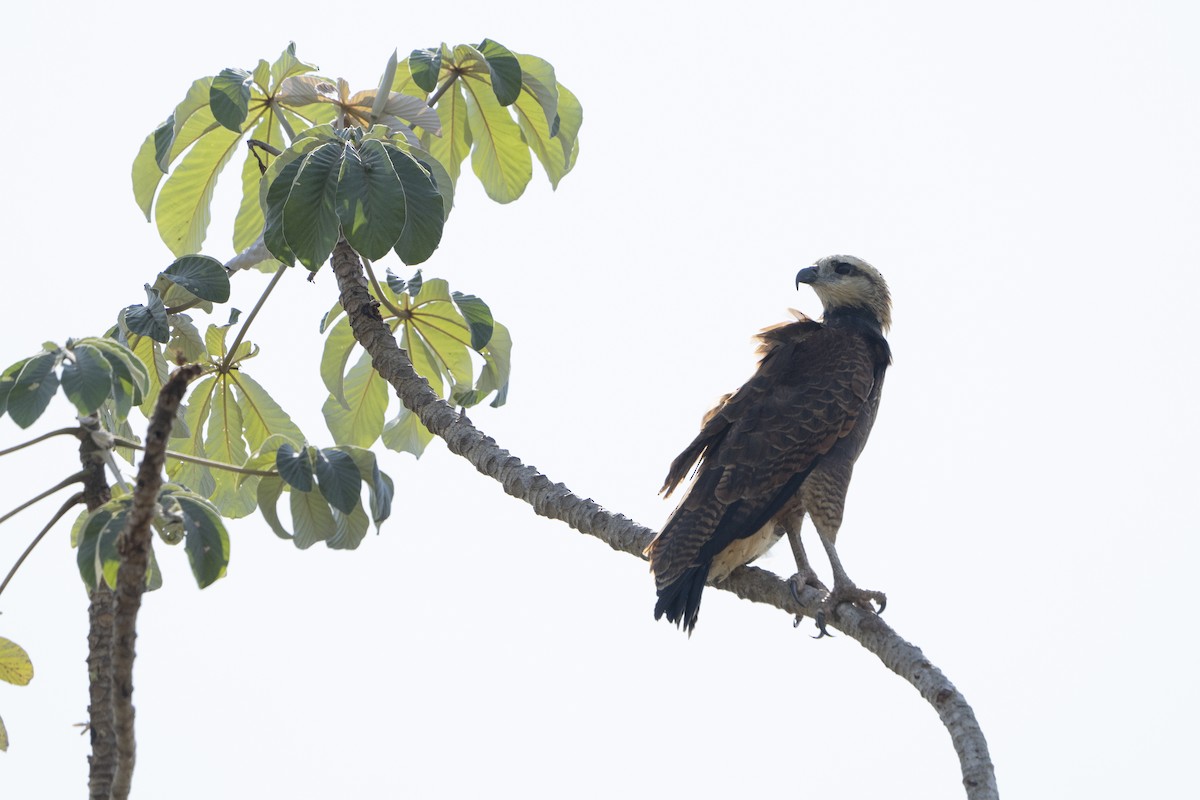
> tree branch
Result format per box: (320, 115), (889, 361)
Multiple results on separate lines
(329, 239), (997, 800)
(110, 364), (203, 800)
(78, 416), (116, 800)
(0, 491), (84, 598)
(0, 426), (83, 457)
(0, 470), (86, 526)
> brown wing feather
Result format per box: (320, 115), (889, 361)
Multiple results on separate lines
(647, 320), (876, 593)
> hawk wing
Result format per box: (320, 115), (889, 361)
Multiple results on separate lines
(647, 319), (879, 627)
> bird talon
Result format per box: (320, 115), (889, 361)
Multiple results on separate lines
(813, 609), (834, 639)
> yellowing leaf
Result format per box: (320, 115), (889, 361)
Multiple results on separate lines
(0, 637), (33, 686)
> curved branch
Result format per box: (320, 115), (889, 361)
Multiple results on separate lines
(0, 491), (84, 598)
(0, 426), (83, 458)
(0, 470), (86, 526)
(110, 364), (203, 800)
(329, 239), (997, 800)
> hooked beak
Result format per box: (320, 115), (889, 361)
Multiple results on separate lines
(795, 266), (819, 288)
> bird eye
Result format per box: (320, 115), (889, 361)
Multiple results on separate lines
(834, 261), (852, 275)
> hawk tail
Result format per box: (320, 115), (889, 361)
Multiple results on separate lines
(653, 565), (709, 636)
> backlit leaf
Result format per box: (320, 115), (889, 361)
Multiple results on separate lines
(460, 65), (531, 203)
(328, 501), (370, 550)
(175, 492), (230, 588)
(210, 67), (253, 132)
(409, 47), (442, 93)
(290, 486), (336, 549)
(321, 352), (389, 447)
(381, 405), (433, 457)
(229, 371), (304, 450)
(477, 39), (522, 106)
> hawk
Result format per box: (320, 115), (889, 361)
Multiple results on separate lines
(646, 255), (892, 634)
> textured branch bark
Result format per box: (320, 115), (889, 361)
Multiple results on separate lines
(109, 365), (202, 800)
(79, 417), (116, 800)
(330, 240), (998, 800)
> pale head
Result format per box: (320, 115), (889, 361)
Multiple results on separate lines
(795, 255), (892, 332)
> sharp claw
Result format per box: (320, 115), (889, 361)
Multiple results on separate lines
(813, 610), (834, 639)
(876, 595), (887, 615)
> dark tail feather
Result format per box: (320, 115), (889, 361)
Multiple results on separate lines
(653, 565), (710, 636)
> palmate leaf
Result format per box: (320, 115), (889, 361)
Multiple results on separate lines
(382, 405), (434, 457)
(477, 39), (522, 106)
(257, 444), (396, 549)
(336, 139), (406, 260)
(420, 79), (471, 186)
(264, 130), (444, 270)
(456, 51), (532, 204)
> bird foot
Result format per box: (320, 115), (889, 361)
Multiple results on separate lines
(814, 583), (887, 639)
(788, 569), (828, 628)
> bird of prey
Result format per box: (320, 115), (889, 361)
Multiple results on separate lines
(646, 255), (892, 635)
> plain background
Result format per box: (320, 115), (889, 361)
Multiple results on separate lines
(1, 2), (1197, 797)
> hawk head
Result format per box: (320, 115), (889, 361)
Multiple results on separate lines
(796, 255), (891, 332)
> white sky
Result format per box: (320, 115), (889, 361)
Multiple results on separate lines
(2, 1), (1198, 798)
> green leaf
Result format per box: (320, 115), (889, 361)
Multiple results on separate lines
(422, 81), (470, 187)
(452, 291), (494, 350)
(554, 83), (583, 173)
(233, 115), (286, 255)
(321, 352), (389, 447)
(275, 442), (313, 491)
(270, 42), (320, 87)
(328, 501), (370, 550)
(477, 321), (512, 407)
(228, 371), (304, 450)
(290, 486), (336, 550)
(385, 269), (406, 295)
(384, 146), (445, 265)
(0, 357), (30, 418)
(477, 39), (522, 106)
(319, 315), (357, 409)
(155, 115), (242, 256)
(61, 343), (114, 415)
(6, 352), (59, 429)
(204, 323), (230, 360)
(283, 141), (345, 270)
(336, 139), (407, 260)
(262, 148), (305, 266)
(210, 67), (254, 132)
(175, 492), (230, 588)
(460, 65), (532, 203)
(515, 53), (559, 131)
(337, 446), (393, 529)
(255, 476), (291, 539)
(132, 117), (174, 220)
(409, 47), (442, 93)
(160, 255), (231, 303)
(314, 448), (361, 514)
(123, 285), (170, 343)
(166, 313), (207, 363)
(169, 375), (216, 497)
(75, 501), (128, 591)
(381, 405), (434, 457)
(0, 637), (33, 687)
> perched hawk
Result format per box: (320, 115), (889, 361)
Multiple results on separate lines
(646, 255), (892, 634)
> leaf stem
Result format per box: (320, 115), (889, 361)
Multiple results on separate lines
(426, 70), (460, 108)
(221, 264), (287, 373)
(362, 258), (406, 318)
(0, 426), (84, 458)
(0, 470), (87, 527)
(0, 491), (83, 598)
(111, 437), (277, 478)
